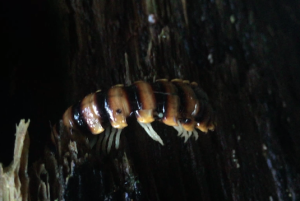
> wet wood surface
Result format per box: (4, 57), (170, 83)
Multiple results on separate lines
(1, 0), (300, 200)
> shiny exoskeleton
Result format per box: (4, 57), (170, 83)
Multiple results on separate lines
(54, 79), (215, 152)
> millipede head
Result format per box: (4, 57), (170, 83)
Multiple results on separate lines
(62, 106), (76, 132)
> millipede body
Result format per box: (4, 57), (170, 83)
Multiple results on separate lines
(54, 79), (215, 152)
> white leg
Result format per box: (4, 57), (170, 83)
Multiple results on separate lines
(147, 123), (164, 145)
(192, 129), (199, 140)
(182, 130), (193, 143)
(102, 127), (110, 152)
(173, 120), (183, 136)
(183, 130), (189, 143)
(96, 130), (106, 154)
(138, 121), (164, 145)
(107, 127), (117, 153)
(137, 121), (151, 137)
(177, 121), (186, 139)
(188, 130), (193, 137)
(173, 125), (183, 136)
(115, 129), (123, 149)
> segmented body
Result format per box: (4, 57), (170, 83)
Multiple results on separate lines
(54, 79), (215, 152)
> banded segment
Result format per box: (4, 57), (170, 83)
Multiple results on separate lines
(127, 80), (164, 145)
(171, 79), (199, 131)
(191, 82), (215, 133)
(62, 102), (90, 134)
(132, 81), (156, 123)
(105, 85), (131, 129)
(62, 91), (108, 135)
(81, 92), (106, 134)
(153, 79), (180, 127)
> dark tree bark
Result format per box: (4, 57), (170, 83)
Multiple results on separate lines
(1, 0), (300, 200)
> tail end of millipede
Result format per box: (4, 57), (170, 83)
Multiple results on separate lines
(196, 109), (216, 134)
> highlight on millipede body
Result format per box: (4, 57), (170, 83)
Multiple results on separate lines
(57, 79), (215, 152)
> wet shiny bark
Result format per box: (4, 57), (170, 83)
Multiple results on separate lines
(1, 0), (300, 200)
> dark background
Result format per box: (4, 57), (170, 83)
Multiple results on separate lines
(1, 0), (300, 200)
(0, 0), (66, 165)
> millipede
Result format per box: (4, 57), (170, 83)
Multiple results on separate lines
(51, 79), (215, 153)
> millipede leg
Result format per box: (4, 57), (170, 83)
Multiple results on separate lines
(147, 123), (164, 145)
(138, 122), (164, 145)
(183, 130), (189, 143)
(177, 121), (189, 141)
(173, 121), (183, 136)
(102, 127), (111, 152)
(173, 121), (195, 143)
(115, 129), (123, 149)
(184, 131), (192, 143)
(192, 129), (199, 140)
(107, 127), (117, 153)
(96, 130), (106, 154)
(173, 126), (182, 136)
